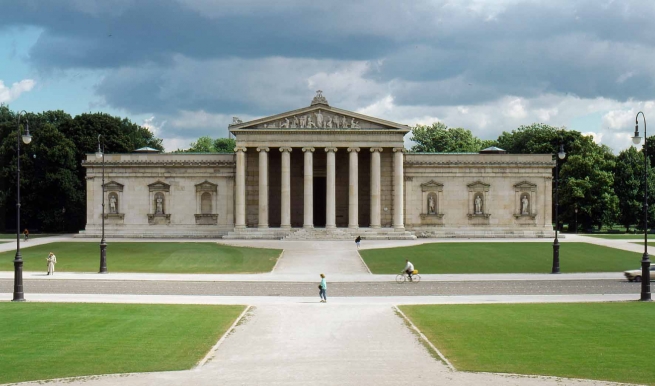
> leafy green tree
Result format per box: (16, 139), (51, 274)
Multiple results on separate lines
(213, 137), (236, 153)
(614, 147), (644, 231)
(410, 122), (493, 153)
(176, 136), (235, 153)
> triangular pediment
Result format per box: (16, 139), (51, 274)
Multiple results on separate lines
(195, 180), (218, 192)
(148, 180), (170, 192)
(229, 103), (409, 132)
(420, 180), (444, 192)
(514, 181), (537, 192)
(103, 180), (124, 192)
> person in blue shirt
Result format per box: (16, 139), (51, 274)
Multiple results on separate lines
(319, 274), (327, 303)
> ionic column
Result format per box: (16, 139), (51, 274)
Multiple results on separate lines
(257, 147), (269, 228)
(325, 147), (338, 229)
(302, 147), (315, 228)
(280, 147), (292, 229)
(393, 147), (405, 230)
(370, 147), (382, 229)
(348, 147), (360, 229)
(235, 146), (247, 229)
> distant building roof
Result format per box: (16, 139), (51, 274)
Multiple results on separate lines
(134, 147), (161, 153)
(479, 146), (507, 154)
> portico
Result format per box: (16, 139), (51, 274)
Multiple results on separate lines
(230, 92), (408, 232)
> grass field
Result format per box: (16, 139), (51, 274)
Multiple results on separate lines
(360, 242), (641, 274)
(584, 234), (645, 239)
(0, 303), (245, 384)
(0, 242), (282, 273)
(400, 303), (655, 385)
(0, 233), (58, 239)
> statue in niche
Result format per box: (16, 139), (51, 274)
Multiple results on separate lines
(326, 115), (333, 128)
(299, 115), (307, 128)
(279, 118), (290, 128)
(109, 194), (118, 214)
(521, 195), (529, 215)
(351, 118), (360, 128)
(316, 110), (324, 127)
(155, 195), (164, 215)
(341, 116), (349, 128)
(474, 195), (483, 214)
(307, 115), (317, 128)
(428, 195), (436, 214)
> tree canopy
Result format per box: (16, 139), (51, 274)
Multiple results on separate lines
(410, 122), (495, 153)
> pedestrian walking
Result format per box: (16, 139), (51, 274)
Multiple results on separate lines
(355, 235), (361, 249)
(318, 273), (327, 303)
(46, 252), (57, 276)
(23, 228), (29, 242)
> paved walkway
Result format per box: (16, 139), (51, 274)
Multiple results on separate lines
(1, 235), (647, 386)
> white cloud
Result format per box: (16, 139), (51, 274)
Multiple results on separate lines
(0, 79), (36, 104)
(141, 116), (167, 137)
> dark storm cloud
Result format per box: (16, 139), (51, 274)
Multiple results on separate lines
(2, 0), (655, 117)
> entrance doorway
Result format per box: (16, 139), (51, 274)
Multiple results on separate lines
(313, 177), (326, 227)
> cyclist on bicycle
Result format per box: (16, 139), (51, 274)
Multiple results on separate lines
(402, 259), (415, 282)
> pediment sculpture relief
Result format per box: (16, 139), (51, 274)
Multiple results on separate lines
(262, 109), (363, 129)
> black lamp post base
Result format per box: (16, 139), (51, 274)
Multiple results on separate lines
(551, 239), (561, 274)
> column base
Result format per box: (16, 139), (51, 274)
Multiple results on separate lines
(303, 224), (314, 229)
(281, 225), (291, 230)
(394, 226), (405, 231)
(348, 225), (359, 230)
(326, 225), (336, 230)
(258, 224), (269, 229)
(235, 225), (246, 230)
(370, 225), (381, 229)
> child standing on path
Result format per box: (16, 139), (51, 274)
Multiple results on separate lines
(319, 274), (327, 303)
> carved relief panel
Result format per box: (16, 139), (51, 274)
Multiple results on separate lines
(419, 180), (445, 226)
(195, 180), (218, 225)
(148, 181), (171, 225)
(514, 181), (538, 225)
(103, 181), (124, 222)
(467, 181), (491, 225)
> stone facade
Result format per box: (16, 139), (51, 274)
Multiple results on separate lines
(81, 92), (555, 239)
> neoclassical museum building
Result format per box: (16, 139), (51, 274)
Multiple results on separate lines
(82, 92), (555, 239)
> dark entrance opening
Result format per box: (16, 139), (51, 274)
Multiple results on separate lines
(313, 177), (326, 227)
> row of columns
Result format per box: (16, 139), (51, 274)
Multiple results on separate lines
(234, 147), (404, 230)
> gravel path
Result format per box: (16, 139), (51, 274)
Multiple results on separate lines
(1, 279), (639, 297)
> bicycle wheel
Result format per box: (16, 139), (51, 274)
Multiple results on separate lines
(395, 274), (406, 284)
(412, 274), (421, 283)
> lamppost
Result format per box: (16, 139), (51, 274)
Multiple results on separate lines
(552, 142), (566, 274)
(96, 135), (108, 274)
(574, 207), (578, 234)
(631, 111), (651, 301)
(13, 111), (32, 302)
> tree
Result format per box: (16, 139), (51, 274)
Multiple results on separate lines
(410, 122), (493, 153)
(614, 147), (644, 231)
(176, 136), (235, 153)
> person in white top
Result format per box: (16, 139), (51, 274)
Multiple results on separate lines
(46, 252), (57, 276)
(402, 259), (415, 281)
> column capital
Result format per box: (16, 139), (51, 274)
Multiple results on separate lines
(302, 147), (315, 153)
(279, 147), (293, 153)
(257, 147), (269, 152)
(234, 146), (247, 153)
(393, 147), (406, 153)
(347, 147), (360, 153)
(370, 147), (383, 153)
(325, 147), (338, 153)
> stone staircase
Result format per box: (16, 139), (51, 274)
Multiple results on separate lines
(284, 227), (417, 240)
(223, 228), (295, 240)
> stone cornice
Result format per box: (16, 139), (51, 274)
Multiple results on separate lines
(82, 160), (235, 168)
(404, 160), (554, 167)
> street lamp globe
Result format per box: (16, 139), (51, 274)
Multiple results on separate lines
(21, 134), (32, 144)
(557, 144), (566, 160)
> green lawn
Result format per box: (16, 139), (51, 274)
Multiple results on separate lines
(400, 303), (655, 385)
(360, 242), (641, 274)
(0, 242), (282, 273)
(0, 303), (245, 384)
(0, 233), (58, 239)
(584, 234), (646, 239)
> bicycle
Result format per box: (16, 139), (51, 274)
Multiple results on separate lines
(395, 270), (421, 284)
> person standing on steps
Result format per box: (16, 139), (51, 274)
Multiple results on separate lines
(319, 274), (327, 303)
(355, 235), (361, 249)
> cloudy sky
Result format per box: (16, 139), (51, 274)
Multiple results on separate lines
(1, 0), (653, 152)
